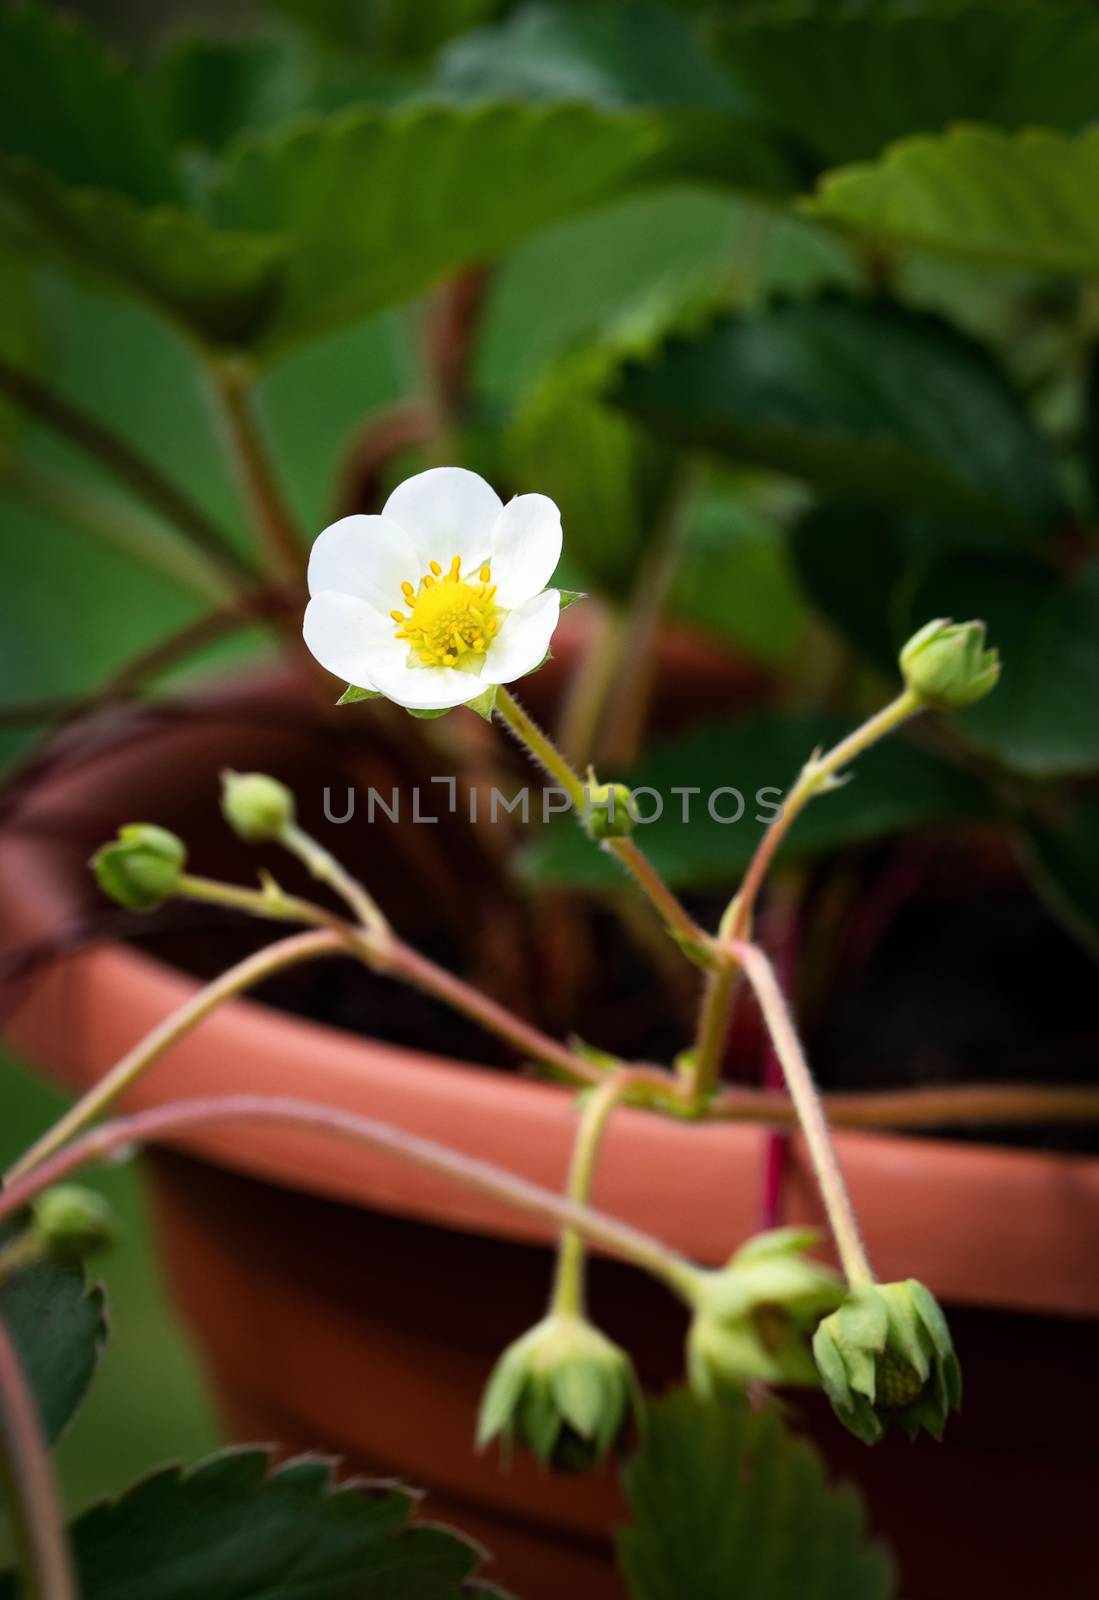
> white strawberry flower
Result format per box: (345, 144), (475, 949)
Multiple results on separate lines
(303, 467), (563, 712)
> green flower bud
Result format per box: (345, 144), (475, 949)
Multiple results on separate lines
(583, 781), (635, 842)
(477, 1313), (638, 1471)
(30, 1185), (116, 1264)
(220, 770), (295, 842)
(812, 1279), (962, 1444)
(91, 824), (186, 911)
(899, 617), (1000, 710)
(687, 1228), (844, 1399)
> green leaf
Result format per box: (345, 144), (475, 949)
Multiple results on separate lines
(789, 504), (914, 675)
(509, 346), (679, 599)
(432, 0), (793, 192)
(274, 0), (499, 60)
(523, 709), (989, 891)
(2, 165), (287, 344)
(0, 1), (180, 205)
(617, 1389), (895, 1600)
(0, 252), (43, 442)
(614, 297), (1060, 533)
(902, 555), (1099, 777)
(212, 102), (663, 353)
(153, 34), (318, 154)
(436, 0), (740, 113)
(715, 2), (1099, 171)
(809, 126), (1099, 278)
(0, 1448), (491, 1599)
(337, 682), (382, 705)
(1015, 788), (1099, 960)
(0, 1221), (109, 1445)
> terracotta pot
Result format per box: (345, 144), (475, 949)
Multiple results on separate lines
(2, 662), (1098, 1599)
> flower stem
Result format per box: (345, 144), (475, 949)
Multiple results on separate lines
(0, 356), (252, 586)
(731, 940), (873, 1286)
(726, 689), (923, 943)
(278, 821), (389, 934)
(5, 930), (347, 1182)
(0, 1314), (76, 1600)
(550, 1070), (686, 1316)
(494, 687), (705, 946)
(384, 937), (604, 1084)
(692, 958), (741, 1101)
(205, 355), (305, 585)
(177, 873), (337, 929)
(0, 1097), (702, 1304)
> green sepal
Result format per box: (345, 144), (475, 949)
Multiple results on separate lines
(813, 1280), (960, 1445)
(336, 683), (382, 705)
(406, 705), (451, 719)
(464, 685), (499, 721)
(558, 589), (586, 610)
(670, 931), (719, 969)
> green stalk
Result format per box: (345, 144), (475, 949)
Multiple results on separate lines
(494, 687), (705, 946)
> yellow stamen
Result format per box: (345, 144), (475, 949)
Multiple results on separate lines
(392, 553), (506, 671)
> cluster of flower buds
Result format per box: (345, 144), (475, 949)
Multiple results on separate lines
(813, 1279), (961, 1443)
(686, 1228), (845, 1398)
(477, 1312), (638, 1470)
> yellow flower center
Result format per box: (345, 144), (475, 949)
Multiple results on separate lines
(390, 554), (501, 669)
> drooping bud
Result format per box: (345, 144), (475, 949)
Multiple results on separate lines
(91, 824), (186, 911)
(477, 1313), (638, 1471)
(583, 781), (635, 842)
(812, 1279), (962, 1444)
(899, 618), (1000, 710)
(30, 1185), (116, 1264)
(686, 1228), (844, 1399)
(220, 770), (295, 843)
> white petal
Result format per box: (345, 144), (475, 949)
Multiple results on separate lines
(482, 590), (561, 686)
(489, 494), (563, 607)
(303, 592), (404, 687)
(365, 660), (487, 711)
(382, 467), (501, 570)
(307, 514), (420, 613)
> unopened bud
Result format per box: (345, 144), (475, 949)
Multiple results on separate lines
(220, 771), (295, 842)
(91, 824), (185, 911)
(899, 618), (1000, 710)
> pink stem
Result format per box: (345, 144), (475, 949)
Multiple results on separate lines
(0, 1096), (700, 1299)
(0, 1315), (76, 1599)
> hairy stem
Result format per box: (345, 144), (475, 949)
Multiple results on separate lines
(693, 959), (741, 1101)
(709, 1082), (1099, 1130)
(727, 690), (922, 943)
(731, 940), (872, 1285)
(494, 687), (705, 946)
(0, 1097), (702, 1303)
(279, 821), (389, 934)
(6, 930), (347, 1181)
(0, 1315), (76, 1600)
(550, 1071), (667, 1316)
(384, 937), (604, 1085)
(0, 356), (251, 584)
